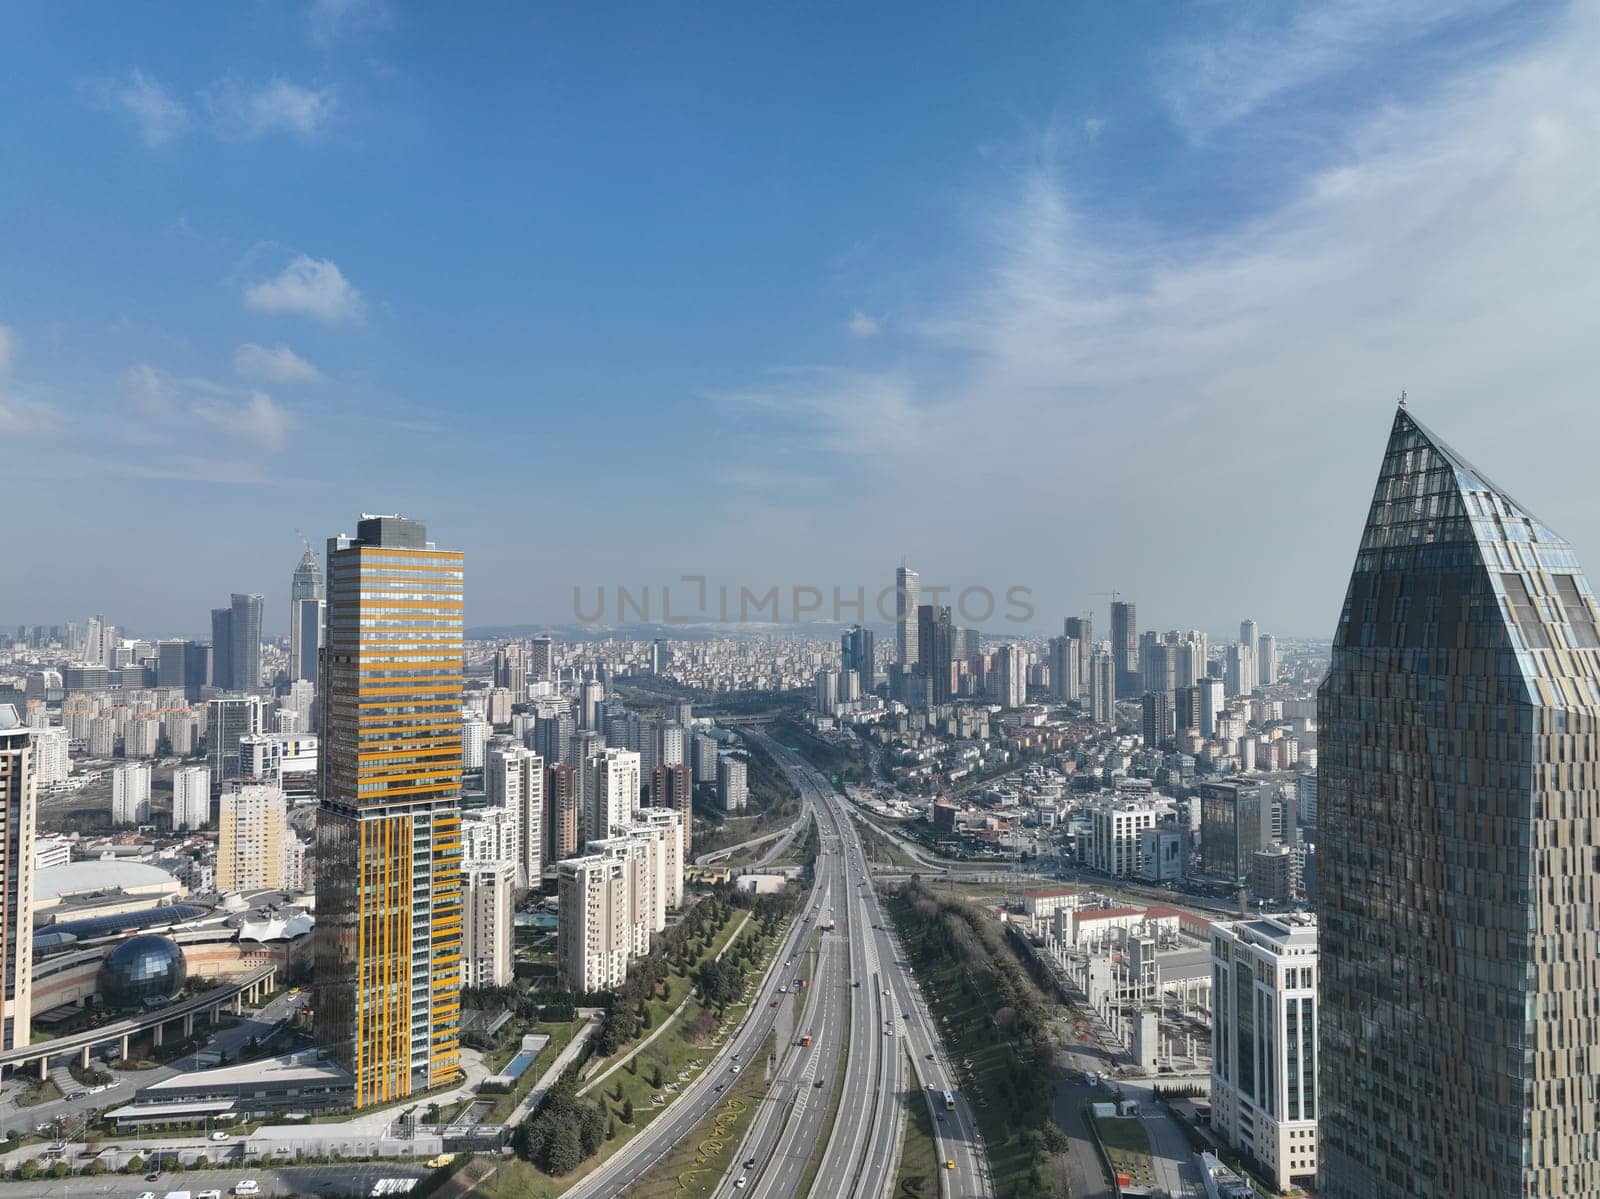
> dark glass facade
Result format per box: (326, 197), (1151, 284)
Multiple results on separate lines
(98, 935), (187, 1009)
(1319, 409), (1600, 1198)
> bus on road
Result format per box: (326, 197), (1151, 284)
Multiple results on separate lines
(942, 1090), (956, 1111)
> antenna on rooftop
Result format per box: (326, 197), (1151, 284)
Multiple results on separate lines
(1398, 389), (1408, 408)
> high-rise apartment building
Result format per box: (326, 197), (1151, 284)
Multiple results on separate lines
(585, 747), (641, 844)
(557, 812), (683, 992)
(1048, 635), (1080, 703)
(461, 858), (514, 988)
(545, 763), (580, 864)
(26, 727), (69, 787)
(485, 743), (543, 889)
(0, 706), (37, 1050)
(217, 781), (287, 891)
(1063, 615), (1093, 690)
(691, 732), (719, 784)
(529, 636), (553, 683)
(1256, 633), (1278, 687)
(172, 765), (211, 830)
(717, 753), (748, 813)
(918, 604), (955, 704)
(649, 763), (693, 860)
(1211, 915), (1318, 1193)
(994, 643), (1027, 709)
(1110, 599), (1138, 698)
(1088, 650), (1115, 725)
(111, 762), (152, 824)
(1226, 640), (1256, 697)
(291, 546), (325, 687)
(1319, 409), (1600, 1198)
(895, 564), (920, 669)
(313, 514), (464, 1108)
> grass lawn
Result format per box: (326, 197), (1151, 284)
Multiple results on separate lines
(16, 1079), (62, 1108)
(499, 906), (794, 1194)
(893, 1048), (941, 1199)
(620, 1031), (776, 1199)
(1090, 1110), (1157, 1191)
(483, 1021), (580, 1125)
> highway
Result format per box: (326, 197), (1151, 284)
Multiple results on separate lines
(721, 738), (990, 1199)
(561, 785), (829, 1199)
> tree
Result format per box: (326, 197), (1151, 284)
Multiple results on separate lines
(622, 1098), (634, 1124)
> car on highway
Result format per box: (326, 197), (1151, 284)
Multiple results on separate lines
(735, 1177), (748, 1189)
(946, 1159), (956, 1170)
(137, 1193), (156, 1199)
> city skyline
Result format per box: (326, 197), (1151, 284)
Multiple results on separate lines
(7, 3), (1600, 635)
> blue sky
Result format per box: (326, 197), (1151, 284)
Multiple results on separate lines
(2, 0), (1593, 639)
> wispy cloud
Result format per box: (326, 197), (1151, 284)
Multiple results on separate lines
(724, 3), (1600, 625)
(244, 255), (365, 323)
(235, 342), (323, 383)
(847, 311), (882, 338)
(103, 69), (191, 146)
(1156, 0), (1521, 139)
(121, 363), (298, 451)
(0, 326), (59, 436)
(307, 0), (392, 46)
(206, 79), (336, 139)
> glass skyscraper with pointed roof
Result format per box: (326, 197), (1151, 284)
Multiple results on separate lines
(1319, 407), (1600, 1197)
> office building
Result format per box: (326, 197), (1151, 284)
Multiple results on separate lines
(1211, 915), (1318, 1193)
(1063, 615), (1093, 689)
(313, 514), (464, 1108)
(579, 677), (604, 730)
(217, 781), (287, 892)
(1225, 640), (1256, 698)
(207, 695), (263, 785)
(717, 753), (748, 813)
(1137, 826), (1186, 882)
(1256, 633), (1278, 687)
(1087, 797), (1158, 877)
(157, 639), (209, 701)
(841, 625), (875, 694)
(1199, 780), (1267, 883)
(291, 545), (325, 686)
(1110, 599), (1138, 698)
(1319, 409), (1600, 1198)
(895, 564), (920, 669)
(172, 765), (211, 830)
(461, 859), (515, 989)
(0, 705), (36, 1049)
(585, 747), (641, 843)
(111, 762), (152, 825)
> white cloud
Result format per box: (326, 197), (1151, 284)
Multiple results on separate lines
(1083, 117), (1106, 143)
(235, 342), (323, 383)
(847, 311), (882, 338)
(244, 255), (365, 323)
(307, 0), (392, 46)
(106, 70), (191, 146)
(724, 4), (1600, 630)
(208, 79), (336, 139)
(121, 363), (180, 418)
(193, 391), (296, 450)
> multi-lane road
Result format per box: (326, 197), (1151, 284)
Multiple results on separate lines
(568, 735), (989, 1199)
(723, 737), (990, 1199)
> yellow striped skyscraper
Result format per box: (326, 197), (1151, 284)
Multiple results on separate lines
(313, 515), (464, 1107)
